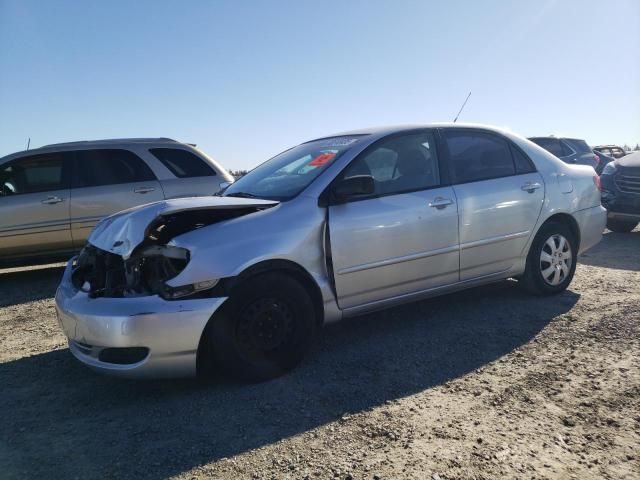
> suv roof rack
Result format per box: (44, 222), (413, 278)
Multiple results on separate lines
(40, 137), (178, 148)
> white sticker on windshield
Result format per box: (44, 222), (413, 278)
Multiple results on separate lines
(317, 137), (360, 147)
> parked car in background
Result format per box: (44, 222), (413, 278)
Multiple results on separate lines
(529, 136), (599, 170)
(593, 149), (616, 175)
(55, 124), (606, 380)
(593, 145), (628, 159)
(0, 138), (234, 266)
(600, 151), (640, 232)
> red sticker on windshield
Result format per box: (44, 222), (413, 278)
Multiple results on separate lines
(309, 152), (336, 166)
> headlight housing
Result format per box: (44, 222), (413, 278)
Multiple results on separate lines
(602, 162), (617, 175)
(162, 279), (219, 299)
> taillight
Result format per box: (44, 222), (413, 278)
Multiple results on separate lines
(593, 175), (602, 192)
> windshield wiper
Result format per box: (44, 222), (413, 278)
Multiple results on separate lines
(225, 191), (261, 199)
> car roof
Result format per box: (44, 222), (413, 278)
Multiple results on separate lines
(1, 137), (187, 162)
(311, 122), (515, 141)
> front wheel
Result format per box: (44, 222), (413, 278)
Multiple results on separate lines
(199, 272), (317, 382)
(520, 222), (578, 295)
(606, 218), (638, 233)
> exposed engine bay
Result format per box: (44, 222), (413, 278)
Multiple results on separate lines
(71, 204), (275, 299)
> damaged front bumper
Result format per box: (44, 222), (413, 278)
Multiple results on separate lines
(55, 257), (227, 378)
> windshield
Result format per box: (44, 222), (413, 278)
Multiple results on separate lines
(223, 135), (366, 201)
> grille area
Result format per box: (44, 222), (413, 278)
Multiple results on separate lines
(615, 172), (640, 195)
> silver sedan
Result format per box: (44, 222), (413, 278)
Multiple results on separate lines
(55, 124), (606, 380)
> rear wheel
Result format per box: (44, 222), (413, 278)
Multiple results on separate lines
(606, 218), (638, 233)
(199, 272), (317, 382)
(520, 222), (577, 295)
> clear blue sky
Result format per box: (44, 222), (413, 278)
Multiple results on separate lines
(1, 0), (639, 170)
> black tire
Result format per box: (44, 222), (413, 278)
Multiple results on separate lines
(606, 218), (638, 233)
(520, 222), (578, 295)
(199, 272), (317, 382)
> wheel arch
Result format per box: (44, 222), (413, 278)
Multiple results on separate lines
(195, 258), (325, 377)
(535, 212), (581, 251)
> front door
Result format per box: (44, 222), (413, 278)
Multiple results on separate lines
(69, 149), (164, 247)
(328, 130), (459, 310)
(440, 129), (545, 280)
(0, 152), (73, 260)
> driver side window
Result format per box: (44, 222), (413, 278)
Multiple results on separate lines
(1, 153), (68, 196)
(342, 131), (440, 196)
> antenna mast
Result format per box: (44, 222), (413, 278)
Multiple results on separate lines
(453, 91), (472, 123)
(26, 137), (31, 150)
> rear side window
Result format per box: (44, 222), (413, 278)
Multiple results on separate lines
(510, 145), (536, 174)
(73, 149), (156, 188)
(443, 131), (515, 184)
(149, 148), (216, 178)
(0, 153), (68, 195)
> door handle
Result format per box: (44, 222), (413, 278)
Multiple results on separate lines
(428, 197), (454, 209)
(41, 196), (63, 205)
(521, 182), (542, 193)
(134, 187), (155, 194)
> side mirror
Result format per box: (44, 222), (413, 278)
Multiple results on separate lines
(332, 175), (375, 202)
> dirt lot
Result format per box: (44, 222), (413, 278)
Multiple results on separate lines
(1, 230), (638, 480)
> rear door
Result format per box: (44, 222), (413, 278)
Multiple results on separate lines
(328, 130), (459, 309)
(0, 152), (73, 259)
(440, 129), (544, 280)
(69, 149), (164, 247)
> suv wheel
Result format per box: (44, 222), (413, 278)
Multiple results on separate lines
(606, 218), (638, 233)
(199, 272), (317, 382)
(521, 222), (577, 295)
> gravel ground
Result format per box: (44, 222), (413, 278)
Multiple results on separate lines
(1, 229), (638, 480)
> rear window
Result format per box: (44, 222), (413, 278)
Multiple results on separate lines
(564, 139), (591, 153)
(530, 137), (564, 157)
(149, 148), (216, 178)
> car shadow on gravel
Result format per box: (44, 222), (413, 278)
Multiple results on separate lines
(0, 265), (65, 307)
(579, 229), (640, 271)
(0, 281), (579, 479)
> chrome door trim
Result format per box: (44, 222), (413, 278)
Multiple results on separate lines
(460, 230), (530, 251)
(336, 244), (459, 275)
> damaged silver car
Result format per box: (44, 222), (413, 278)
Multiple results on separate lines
(55, 124), (606, 380)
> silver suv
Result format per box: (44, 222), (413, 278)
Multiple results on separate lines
(0, 138), (233, 266)
(55, 124), (606, 380)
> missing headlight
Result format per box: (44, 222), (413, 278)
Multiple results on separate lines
(72, 244), (190, 298)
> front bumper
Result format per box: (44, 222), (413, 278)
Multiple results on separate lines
(55, 258), (227, 378)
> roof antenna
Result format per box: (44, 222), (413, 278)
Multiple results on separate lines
(453, 91), (472, 123)
(26, 137), (31, 150)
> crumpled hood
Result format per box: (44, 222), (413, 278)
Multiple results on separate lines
(88, 196), (279, 258)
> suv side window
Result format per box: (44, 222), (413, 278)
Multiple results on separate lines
(443, 131), (515, 184)
(0, 152), (68, 196)
(531, 137), (564, 157)
(73, 149), (156, 188)
(342, 131), (440, 197)
(149, 148), (216, 178)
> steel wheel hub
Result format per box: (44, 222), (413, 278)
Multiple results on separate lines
(238, 297), (294, 352)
